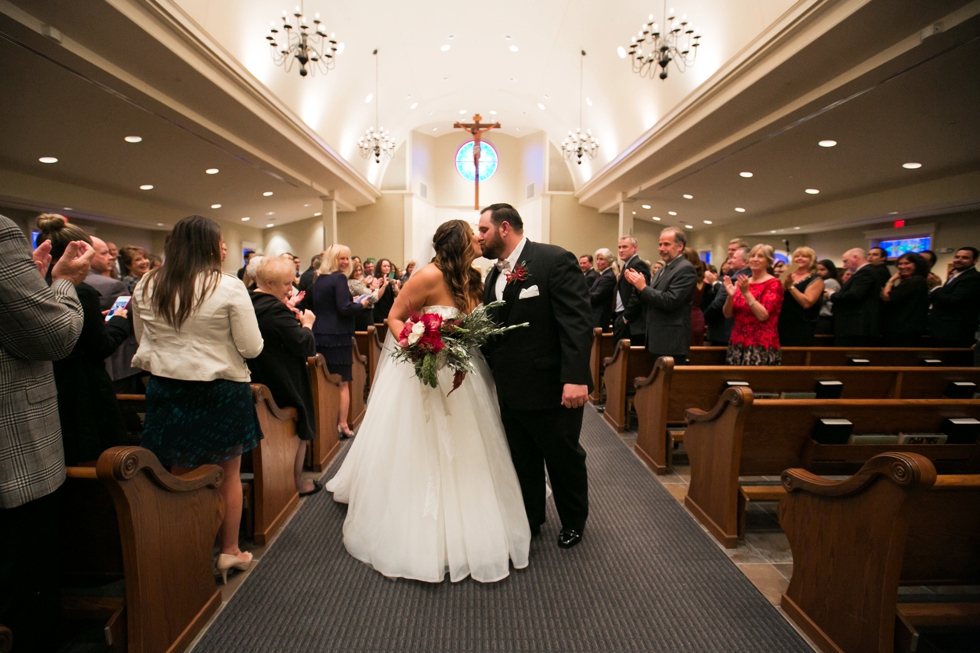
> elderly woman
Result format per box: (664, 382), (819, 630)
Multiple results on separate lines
(248, 257), (321, 496)
(589, 247), (617, 331)
(311, 244), (371, 439)
(778, 247), (824, 346)
(348, 260), (379, 331)
(120, 245), (150, 293)
(723, 244), (783, 365)
(880, 252), (930, 347)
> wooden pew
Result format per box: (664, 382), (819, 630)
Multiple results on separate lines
(374, 321), (389, 342)
(61, 446), (222, 653)
(687, 346), (974, 367)
(601, 340), (656, 432)
(779, 453), (980, 653)
(306, 354), (343, 473)
(354, 325), (384, 390)
(249, 384), (301, 546)
(348, 336), (368, 428)
(634, 363), (980, 474)
(589, 328), (615, 403)
(683, 389), (980, 547)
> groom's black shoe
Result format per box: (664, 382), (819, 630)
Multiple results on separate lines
(557, 528), (583, 549)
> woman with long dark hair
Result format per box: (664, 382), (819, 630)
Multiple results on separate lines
(35, 214), (131, 465)
(371, 258), (401, 323)
(326, 219), (530, 583)
(131, 215), (264, 583)
(880, 252), (930, 347)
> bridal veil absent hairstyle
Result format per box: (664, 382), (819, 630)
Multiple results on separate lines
(145, 215), (222, 330)
(481, 203), (524, 233)
(433, 220), (483, 312)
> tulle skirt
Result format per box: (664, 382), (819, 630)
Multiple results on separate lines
(326, 348), (530, 583)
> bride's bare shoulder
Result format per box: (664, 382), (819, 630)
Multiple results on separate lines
(410, 263), (443, 284)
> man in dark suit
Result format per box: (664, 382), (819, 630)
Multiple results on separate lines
(580, 254), (598, 287)
(589, 248), (617, 331)
(704, 246), (750, 346)
(236, 250), (255, 280)
(298, 253), (321, 293)
(868, 246), (891, 288)
(929, 247), (980, 348)
(625, 227), (697, 364)
(832, 248), (881, 346)
(612, 236), (651, 347)
(478, 203), (593, 549)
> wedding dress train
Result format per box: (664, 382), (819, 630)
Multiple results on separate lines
(326, 306), (531, 583)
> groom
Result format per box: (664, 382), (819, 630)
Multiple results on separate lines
(478, 203), (593, 549)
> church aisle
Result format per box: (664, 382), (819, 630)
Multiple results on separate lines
(190, 405), (812, 652)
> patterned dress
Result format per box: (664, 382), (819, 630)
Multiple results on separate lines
(726, 277), (783, 366)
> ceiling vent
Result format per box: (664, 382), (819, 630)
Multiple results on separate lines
(526, 183), (535, 200)
(419, 182), (428, 199)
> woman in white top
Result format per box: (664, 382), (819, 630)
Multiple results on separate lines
(132, 215), (264, 582)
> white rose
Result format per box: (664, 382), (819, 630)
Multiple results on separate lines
(407, 321), (425, 345)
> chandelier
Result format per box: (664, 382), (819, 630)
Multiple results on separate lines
(266, 2), (339, 77)
(624, 1), (701, 81)
(560, 50), (599, 165)
(358, 49), (396, 163)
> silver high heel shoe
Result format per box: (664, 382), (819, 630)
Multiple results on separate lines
(216, 551), (254, 584)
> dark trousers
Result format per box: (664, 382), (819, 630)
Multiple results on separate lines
(0, 489), (62, 652)
(612, 314), (645, 348)
(501, 404), (589, 532)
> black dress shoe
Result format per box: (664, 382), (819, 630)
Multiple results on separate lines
(557, 528), (583, 549)
(299, 479), (324, 497)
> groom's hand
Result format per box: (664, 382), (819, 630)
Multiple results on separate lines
(561, 384), (589, 409)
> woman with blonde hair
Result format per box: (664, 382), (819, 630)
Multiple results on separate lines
(778, 246), (824, 346)
(310, 244), (371, 439)
(723, 244), (783, 365)
(589, 247), (617, 330)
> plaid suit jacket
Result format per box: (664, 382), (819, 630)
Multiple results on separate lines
(0, 215), (84, 508)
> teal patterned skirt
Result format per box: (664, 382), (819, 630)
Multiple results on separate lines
(142, 376), (262, 467)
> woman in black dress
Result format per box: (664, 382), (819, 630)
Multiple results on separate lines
(880, 252), (929, 347)
(311, 244), (371, 439)
(372, 258), (401, 323)
(35, 214), (131, 465)
(778, 246), (824, 347)
(249, 257), (322, 495)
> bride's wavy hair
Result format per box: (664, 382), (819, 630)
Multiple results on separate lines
(432, 220), (483, 312)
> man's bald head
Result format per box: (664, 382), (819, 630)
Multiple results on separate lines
(842, 248), (867, 273)
(90, 236), (113, 275)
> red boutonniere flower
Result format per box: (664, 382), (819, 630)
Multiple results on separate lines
(506, 261), (530, 285)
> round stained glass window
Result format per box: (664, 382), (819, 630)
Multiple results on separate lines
(455, 140), (498, 182)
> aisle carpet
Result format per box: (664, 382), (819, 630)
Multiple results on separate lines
(194, 406), (810, 652)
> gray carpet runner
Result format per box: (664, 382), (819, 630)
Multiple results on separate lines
(194, 406), (810, 652)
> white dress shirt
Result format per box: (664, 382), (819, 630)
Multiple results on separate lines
(615, 254), (638, 312)
(495, 236), (528, 301)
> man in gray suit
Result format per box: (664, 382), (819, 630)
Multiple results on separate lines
(0, 214), (91, 651)
(624, 227), (697, 364)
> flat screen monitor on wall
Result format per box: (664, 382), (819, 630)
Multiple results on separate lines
(875, 236), (931, 259)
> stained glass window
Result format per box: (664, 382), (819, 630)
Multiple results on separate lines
(455, 140), (498, 182)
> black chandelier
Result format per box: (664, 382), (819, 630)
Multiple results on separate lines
(266, 2), (339, 77)
(624, 1), (701, 81)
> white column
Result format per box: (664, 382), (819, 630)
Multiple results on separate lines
(321, 194), (338, 248)
(618, 197), (635, 238)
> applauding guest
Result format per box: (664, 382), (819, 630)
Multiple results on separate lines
(311, 244), (371, 439)
(249, 257), (322, 496)
(119, 245), (150, 293)
(723, 244), (783, 366)
(778, 247), (824, 347)
(348, 260), (380, 331)
(589, 247), (617, 331)
(880, 253), (929, 347)
(131, 215), (264, 581)
(612, 236), (650, 347)
(372, 258), (400, 323)
(831, 248), (881, 346)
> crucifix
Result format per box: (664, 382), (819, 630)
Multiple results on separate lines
(454, 114), (501, 209)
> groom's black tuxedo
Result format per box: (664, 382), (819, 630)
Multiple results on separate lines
(483, 239), (593, 533)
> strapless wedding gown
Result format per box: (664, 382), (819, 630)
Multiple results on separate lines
(326, 306), (531, 583)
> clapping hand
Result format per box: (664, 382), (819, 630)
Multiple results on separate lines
(624, 268), (647, 291)
(736, 275), (751, 295)
(32, 240), (53, 277)
(51, 240), (95, 286)
(722, 274), (736, 295)
(287, 290), (305, 309)
(299, 309), (316, 329)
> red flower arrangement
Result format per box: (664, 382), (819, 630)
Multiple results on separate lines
(505, 261), (530, 285)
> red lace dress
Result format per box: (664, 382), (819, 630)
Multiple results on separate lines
(726, 277), (783, 366)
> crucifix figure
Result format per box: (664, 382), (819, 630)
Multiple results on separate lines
(454, 114), (501, 209)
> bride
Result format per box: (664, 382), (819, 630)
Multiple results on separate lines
(326, 219), (531, 583)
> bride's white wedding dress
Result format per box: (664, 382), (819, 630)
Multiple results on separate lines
(325, 305), (531, 583)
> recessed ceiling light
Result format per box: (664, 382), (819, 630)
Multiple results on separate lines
(818, 140), (837, 147)
(586, 97), (593, 106)
(139, 184), (154, 190)
(902, 162), (922, 169)
(406, 93), (413, 99)
(641, 204), (651, 209)
(516, 127), (521, 131)
(410, 102), (418, 109)
(805, 188), (820, 194)
(652, 216), (661, 221)
(769, 229), (776, 234)
(446, 34), (456, 40)
(124, 136), (142, 143)
(157, 223), (164, 227)
(503, 34), (513, 40)
(304, 203), (311, 207)
(617, 46), (627, 58)
(509, 45), (519, 52)
(668, 211), (677, 216)
(703, 220), (712, 224)
(205, 168), (219, 174)
(440, 44), (451, 52)
(266, 211), (275, 215)
(739, 171), (753, 178)
(683, 194), (693, 199)
(508, 77), (517, 83)
(432, 127), (439, 131)
(632, 211), (637, 215)
(685, 224), (693, 229)
(63, 207), (73, 211)
(314, 212), (322, 217)
(735, 207), (746, 212)
(211, 203), (221, 209)
(242, 217), (250, 221)
(365, 94), (375, 104)
(489, 110), (497, 115)
(543, 94), (550, 100)
(263, 191), (273, 196)
(38, 156), (58, 164)
(537, 103), (546, 110)
(266, 223), (275, 228)
(459, 109), (467, 114)
(794, 226), (801, 230)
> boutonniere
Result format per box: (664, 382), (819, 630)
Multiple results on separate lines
(506, 261), (530, 285)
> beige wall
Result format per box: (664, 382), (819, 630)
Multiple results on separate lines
(549, 194), (618, 259)
(632, 219), (666, 267)
(337, 192), (405, 265)
(263, 216), (324, 269)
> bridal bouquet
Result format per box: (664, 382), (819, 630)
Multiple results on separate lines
(392, 301), (527, 393)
